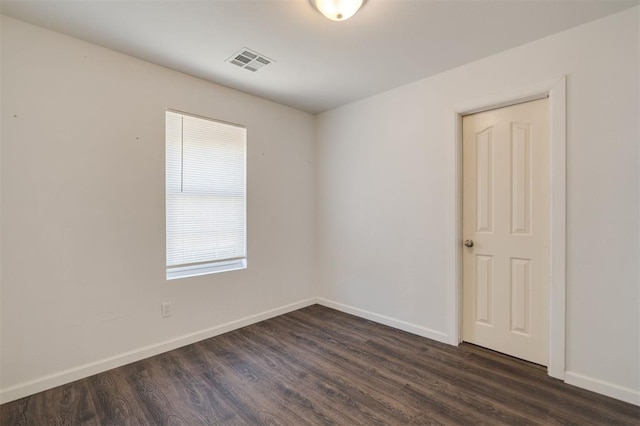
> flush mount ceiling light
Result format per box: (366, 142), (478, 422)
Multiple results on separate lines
(309, 0), (367, 22)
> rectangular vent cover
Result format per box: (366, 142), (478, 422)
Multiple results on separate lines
(226, 48), (274, 72)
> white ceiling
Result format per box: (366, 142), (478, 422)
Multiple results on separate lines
(1, 0), (637, 114)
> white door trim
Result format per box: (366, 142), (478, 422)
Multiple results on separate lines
(445, 76), (566, 379)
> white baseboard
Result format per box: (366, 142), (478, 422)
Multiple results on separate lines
(316, 298), (450, 344)
(0, 298), (317, 404)
(565, 371), (640, 406)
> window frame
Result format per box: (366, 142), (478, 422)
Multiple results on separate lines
(165, 109), (247, 280)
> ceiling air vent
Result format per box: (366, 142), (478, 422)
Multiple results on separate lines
(226, 48), (274, 73)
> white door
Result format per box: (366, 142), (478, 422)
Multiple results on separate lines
(462, 98), (549, 365)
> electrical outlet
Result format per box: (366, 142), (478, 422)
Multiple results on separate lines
(161, 302), (172, 318)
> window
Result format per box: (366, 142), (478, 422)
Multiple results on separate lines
(166, 110), (247, 280)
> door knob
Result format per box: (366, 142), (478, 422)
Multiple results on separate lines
(464, 239), (474, 248)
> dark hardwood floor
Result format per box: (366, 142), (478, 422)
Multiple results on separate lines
(1, 304), (638, 425)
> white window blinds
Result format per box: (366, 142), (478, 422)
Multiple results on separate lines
(166, 111), (246, 279)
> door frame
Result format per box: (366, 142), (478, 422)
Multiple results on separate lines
(446, 76), (566, 379)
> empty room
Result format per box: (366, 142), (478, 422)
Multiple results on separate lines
(1, 0), (639, 424)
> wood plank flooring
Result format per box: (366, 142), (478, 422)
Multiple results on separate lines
(1, 304), (638, 425)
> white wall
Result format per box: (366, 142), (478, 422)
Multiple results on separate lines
(317, 7), (639, 404)
(0, 16), (317, 402)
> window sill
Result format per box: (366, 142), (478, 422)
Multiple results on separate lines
(167, 259), (246, 280)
